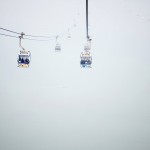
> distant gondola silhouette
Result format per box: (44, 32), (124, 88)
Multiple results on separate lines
(55, 36), (61, 52)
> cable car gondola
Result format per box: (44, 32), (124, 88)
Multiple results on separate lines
(80, 0), (92, 68)
(55, 36), (61, 52)
(17, 32), (31, 68)
(80, 51), (92, 68)
(18, 50), (31, 68)
(55, 43), (61, 51)
(67, 28), (71, 39)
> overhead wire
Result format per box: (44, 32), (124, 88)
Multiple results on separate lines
(0, 27), (20, 35)
(23, 37), (52, 41)
(0, 26), (76, 41)
(25, 34), (56, 39)
(86, 0), (89, 40)
(0, 27), (56, 40)
(0, 33), (19, 38)
(0, 32), (52, 41)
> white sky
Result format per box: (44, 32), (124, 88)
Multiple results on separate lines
(0, 0), (150, 150)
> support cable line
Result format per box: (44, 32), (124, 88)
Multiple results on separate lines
(23, 37), (51, 41)
(0, 32), (51, 41)
(86, 0), (89, 40)
(0, 33), (19, 38)
(0, 27), (20, 35)
(0, 27), (57, 39)
(24, 34), (56, 39)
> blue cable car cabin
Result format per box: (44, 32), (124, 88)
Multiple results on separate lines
(17, 51), (31, 68)
(80, 52), (92, 68)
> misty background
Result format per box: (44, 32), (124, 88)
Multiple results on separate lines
(0, 0), (150, 150)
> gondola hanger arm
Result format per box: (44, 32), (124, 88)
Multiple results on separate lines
(19, 32), (25, 50)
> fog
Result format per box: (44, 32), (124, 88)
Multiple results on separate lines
(0, 0), (150, 150)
